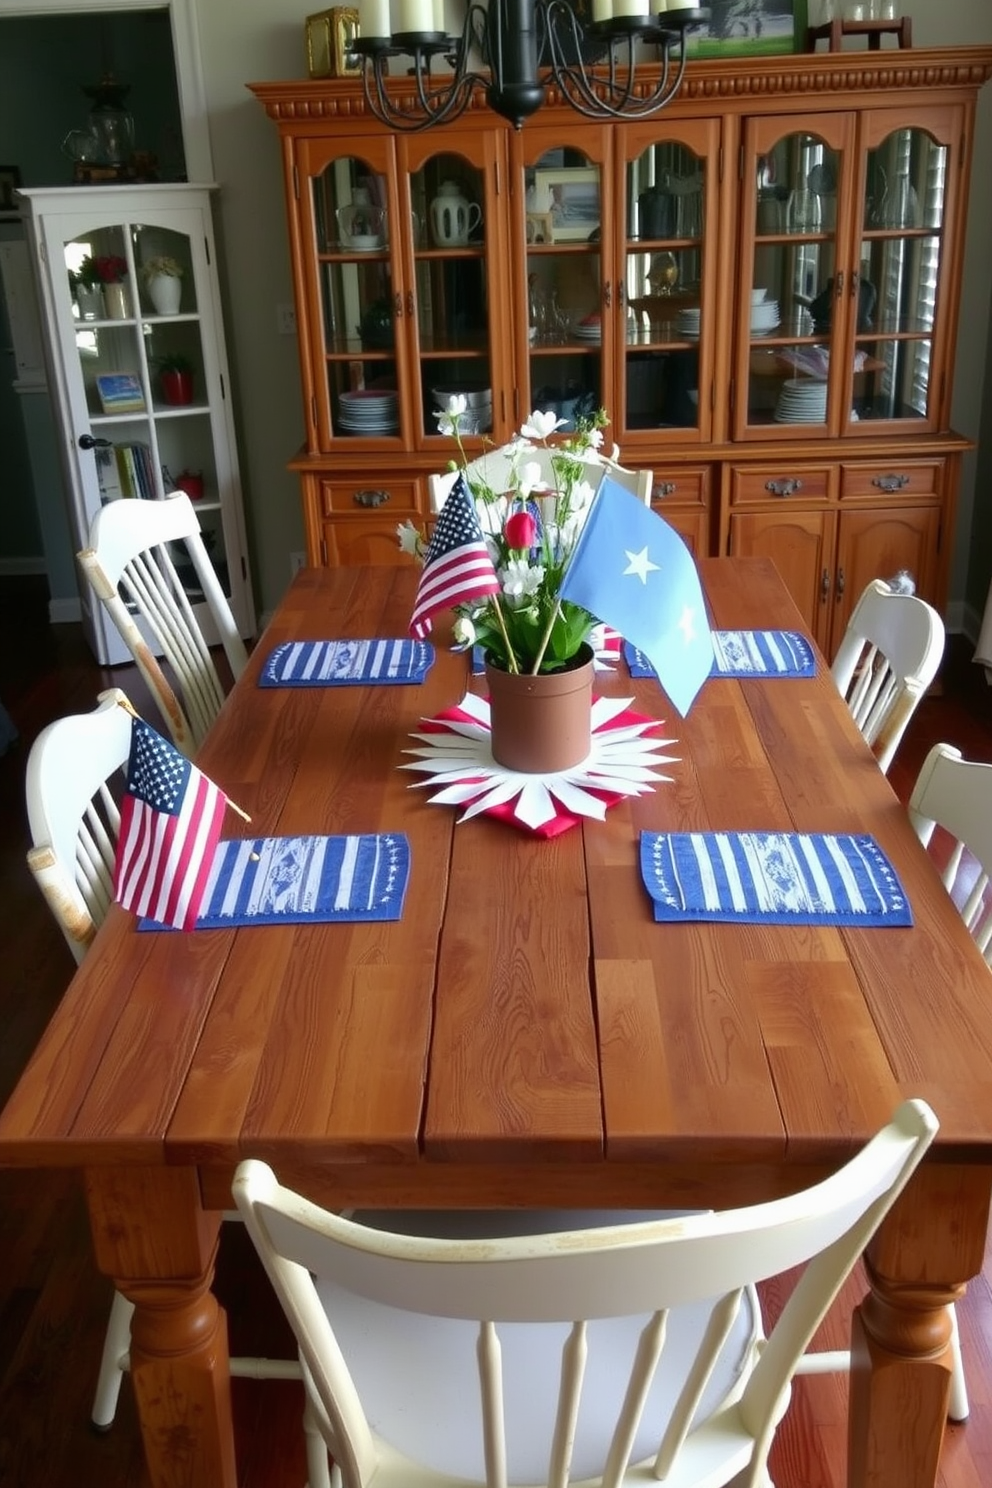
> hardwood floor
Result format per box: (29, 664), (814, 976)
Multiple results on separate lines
(1, 574), (991, 1488)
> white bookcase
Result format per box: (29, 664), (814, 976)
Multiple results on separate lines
(18, 183), (255, 665)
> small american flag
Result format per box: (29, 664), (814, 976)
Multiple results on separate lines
(410, 473), (500, 640)
(113, 717), (228, 931)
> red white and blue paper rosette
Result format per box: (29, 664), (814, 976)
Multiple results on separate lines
(401, 693), (678, 837)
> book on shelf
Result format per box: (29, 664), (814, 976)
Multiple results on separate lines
(94, 372), (145, 414)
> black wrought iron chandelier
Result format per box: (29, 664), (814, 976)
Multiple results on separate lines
(353, 1), (708, 132)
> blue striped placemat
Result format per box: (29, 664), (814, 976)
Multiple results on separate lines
(139, 833), (410, 929)
(640, 831), (911, 926)
(260, 639), (433, 687)
(624, 630), (816, 679)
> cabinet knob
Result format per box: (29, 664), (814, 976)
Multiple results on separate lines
(836, 567), (846, 599)
(78, 434), (113, 450)
(765, 477), (803, 497)
(872, 473), (911, 492)
(604, 282), (612, 309)
(821, 568), (831, 603)
(654, 481), (676, 498)
(353, 489), (390, 508)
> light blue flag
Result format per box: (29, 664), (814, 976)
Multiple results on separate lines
(560, 476), (714, 716)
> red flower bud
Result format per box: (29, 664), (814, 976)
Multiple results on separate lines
(504, 510), (537, 550)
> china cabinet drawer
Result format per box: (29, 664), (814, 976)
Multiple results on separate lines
(839, 462), (943, 500)
(729, 465), (834, 506)
(319, 478), (421, 517)
(651, 467), (710, 508)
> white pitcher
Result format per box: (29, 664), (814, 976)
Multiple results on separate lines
(430, 181), (482, 247)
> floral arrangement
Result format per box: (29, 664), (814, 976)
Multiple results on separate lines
(78, 254), (128, 286)
(399, 399), (609, 675)
(141, 255), (184, 281)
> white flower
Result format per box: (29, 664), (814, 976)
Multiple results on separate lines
(500, 557), (545, 601)
(586, 427), (604, 450)
(452, 615), (477, 647)
(446, 393), (468, 416)
(517, 460), (549, 499)
(521, 409), (567, 440)
(396, 520), (422, 556)
(570, 478), (597, 515)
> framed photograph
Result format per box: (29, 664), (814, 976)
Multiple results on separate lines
(534, 168), (601, 244)
(0, 165), (22, 212)
(306, 7), (360, 79)
(525, 212), (555, 246)
(685, 0), (807, 59)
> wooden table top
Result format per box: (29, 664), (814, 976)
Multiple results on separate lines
(3, 558), (992, 1211)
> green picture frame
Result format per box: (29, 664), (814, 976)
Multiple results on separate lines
(685, 0), (809, 59)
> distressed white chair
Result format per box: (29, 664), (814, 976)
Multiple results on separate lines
(234, 1099), (937, 1488)
(830, 578), (945, 775)
(909, 742), (992, 966)
(24, 688), (311, 1448)
(77, 491), (249, 756)
(428, 444), (652, 514)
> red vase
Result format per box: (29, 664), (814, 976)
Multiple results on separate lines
(160, 369), (194, 406)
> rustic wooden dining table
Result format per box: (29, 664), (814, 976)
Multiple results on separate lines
(2, 558), (992, 1488)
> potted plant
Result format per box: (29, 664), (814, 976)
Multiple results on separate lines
(81, 254), (131, 319)
(154, 352), (195, 406)
(141, 255), (184, 316)
(398, 401), (609, 771)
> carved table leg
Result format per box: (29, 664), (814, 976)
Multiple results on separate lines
(84, 1165), (237, 1488)
(846, 1162), (992, 1488)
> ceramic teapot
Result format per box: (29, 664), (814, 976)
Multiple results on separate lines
(430, 182), (482, 247)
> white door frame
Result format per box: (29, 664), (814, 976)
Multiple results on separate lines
(0, 0), (213, 182)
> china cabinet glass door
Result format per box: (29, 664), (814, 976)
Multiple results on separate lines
(849, 110), (960, 433)
(737, 115), (856, 441)
(618, 118), (720, 447)
(515, 126), (612, 437)
(398, 132), (508, 450)
(302, 136), (405, 450)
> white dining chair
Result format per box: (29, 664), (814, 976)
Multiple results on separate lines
(909, 742), (992, 966)
(830, 578), (945, 775)
(77, 491), (249, 756)
(24, 688), (308, 1441)
(428, 443), (652, 514)
(234, 1099), (937, 1488)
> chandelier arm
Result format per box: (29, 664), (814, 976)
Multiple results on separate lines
(551, 31), (688, 120)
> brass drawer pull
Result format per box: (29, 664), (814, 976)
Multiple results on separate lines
(654, 481), (676, 498)
(872, 473), (911, 492)
(765, 478), (803, 497)
(353, 489), (390, 508)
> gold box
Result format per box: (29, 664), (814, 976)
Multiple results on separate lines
(306, 7), (360, 78)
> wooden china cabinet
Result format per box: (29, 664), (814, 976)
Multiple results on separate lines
(252, 44), (992, 658)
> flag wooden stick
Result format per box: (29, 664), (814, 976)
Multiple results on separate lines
(530, 600), (563, 675)
(490, 595), (520, 675)
(115, 696), (252, 823)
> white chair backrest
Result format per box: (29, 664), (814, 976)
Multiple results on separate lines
(25, 687), (132, 964)
(77, 491), (248, 755)
(234, 1099), (936, 1488)
(909, 742), (992, 963)
(428, 444), (652, 515)
(830, 578), (945, 774)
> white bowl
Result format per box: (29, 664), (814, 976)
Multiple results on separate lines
(751, 288), (768, 304)
(351, 235), (383, 251)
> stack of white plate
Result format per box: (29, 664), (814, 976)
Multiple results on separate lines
(574, 315), (602, 343)
(750, 298), (780, 336)
(774, 379), (828, 423)
(338, 389), (399, 434)
(675, 307), (701, 340)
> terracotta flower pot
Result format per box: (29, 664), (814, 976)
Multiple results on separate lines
(485, 644), (594, 774)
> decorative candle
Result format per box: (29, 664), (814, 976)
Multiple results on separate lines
(651, 0), (673, 11)
(613, 0), (649, 14)
(358, 0), (390, 38)
(394, 0), (434, 31)
(592, 0), (613, 21)
(432, 0), (445, 31)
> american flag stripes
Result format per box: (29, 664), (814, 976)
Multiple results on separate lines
(113, 717), (228, 931)
(409, 473), (500, 640)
